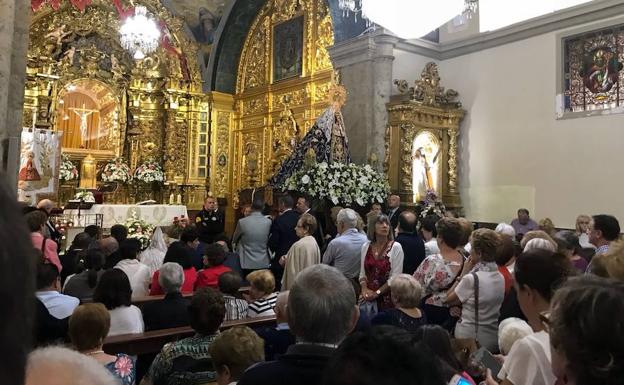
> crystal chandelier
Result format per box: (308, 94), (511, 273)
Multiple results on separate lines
(119, 6), (161, 60)
(338, 0), (479, 39)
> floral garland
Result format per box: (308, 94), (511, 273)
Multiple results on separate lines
(73, 190), (95, 202)
(282, 162), (389, 206)
(133, 159), (165, 184)
(125, 213), (155, 250)
(101, 157), (132, 183)
(418, 189), (446, 220)
(59, 154), (79, 182)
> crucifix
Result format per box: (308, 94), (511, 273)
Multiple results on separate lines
(69, 103), (97, 146)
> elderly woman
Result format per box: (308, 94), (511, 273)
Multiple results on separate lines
(209, 326), (265, 385)
(246, 269), (278, 318)
(150, 241), (197, 295)
(280, 213), (321, 290)
(554, 230), (588, 273)
(371, 274), (426, 332)
(575, 214), (595, 249)
(413, 217), (465, 327)
(142, 262), (189, 331)
(548, 276), (624, 385)
(359, 214), (404, 311)
(441, 228), (505, 352)
(520, 230), (557, 251)
(69, 303), (136, 385)
(93, 269), (144, 336)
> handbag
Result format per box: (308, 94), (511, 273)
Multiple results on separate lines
(453, 272), (482, 372)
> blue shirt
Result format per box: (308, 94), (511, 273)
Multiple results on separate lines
(322, 228), (368, 279)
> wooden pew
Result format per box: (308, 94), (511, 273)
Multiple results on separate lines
(129, 287), (251, 309)
(103, 315), (276, 356)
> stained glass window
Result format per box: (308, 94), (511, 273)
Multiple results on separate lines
(563, 24), (624, 113)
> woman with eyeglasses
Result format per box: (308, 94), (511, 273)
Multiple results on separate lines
(484, 249), (572, 385)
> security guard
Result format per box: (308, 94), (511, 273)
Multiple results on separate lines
(195, 196), (225, 243)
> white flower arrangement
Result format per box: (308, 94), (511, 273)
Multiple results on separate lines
(133, 159), (165, 184)
(418, 189), (446, 220)
(101, 157), (132, 183)
(59, 154), (79, 182)
(282, 162), (390, 206)
(73, 190), (95, 202)
(125, 213), (155, 250)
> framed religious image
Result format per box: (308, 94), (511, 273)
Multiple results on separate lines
(559, 22), (624, 118)
(273, 16), (304, 82)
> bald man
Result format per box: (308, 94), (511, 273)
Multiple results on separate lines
(386, 195), (403, 230)
(395, 211), (426, 274)
(254, 291), (295, 360)
(36, 199), (61, 248)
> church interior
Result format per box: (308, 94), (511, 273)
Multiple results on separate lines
(1, 0), (624, 384)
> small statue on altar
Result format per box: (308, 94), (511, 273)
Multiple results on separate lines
(270, 82), (351, 187)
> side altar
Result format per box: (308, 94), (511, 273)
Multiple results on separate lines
(385, 63), (465, 212)
(63, 204), (188, 228)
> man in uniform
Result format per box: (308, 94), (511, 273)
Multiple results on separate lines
(195, 196), (225, 244)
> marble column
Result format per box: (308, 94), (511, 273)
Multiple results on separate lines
(329, 31), (398, 167)
(0, 0), (30, 191)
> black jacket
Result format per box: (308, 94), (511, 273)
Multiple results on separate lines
(195, 208), (225, 243)
(268, 210), (300, 259)
(395, 232), (426, 274)
(142, 292), (190, 331)
(238, 343), (336, 385)
(388, 207), (404, 230)
(254, 325), (297, 361)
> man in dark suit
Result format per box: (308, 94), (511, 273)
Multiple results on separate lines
(239, 265), (358, 385)
(254, 291), (295, 361)
(386, 194), (403, 230)
(268, 195), (300, 289)
(295, 196), (325, 250)
(394, 211), (426, 274)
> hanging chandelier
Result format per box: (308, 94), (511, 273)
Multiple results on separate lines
(119, 6), (161, 60)
(338, 0), (479, 39)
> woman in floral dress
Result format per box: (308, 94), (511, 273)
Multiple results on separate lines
(413, 217), (465, 329)
(359, 214), (404, 311)
(69, 303), (136, 385)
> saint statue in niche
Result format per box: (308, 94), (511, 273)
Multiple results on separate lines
(412, 132), (440, 203)
(270, 84), (351, 187)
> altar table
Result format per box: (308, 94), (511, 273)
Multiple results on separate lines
(64, 204), (188, 228)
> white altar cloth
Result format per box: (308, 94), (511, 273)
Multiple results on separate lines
(64, 204), (188, 228)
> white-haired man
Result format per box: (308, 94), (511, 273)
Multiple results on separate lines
(322, 208), (368, 281)
(239, 265), (359, 385)
(142, 263), (190, 331)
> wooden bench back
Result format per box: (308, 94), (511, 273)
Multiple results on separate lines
(103, 315), (276, 355)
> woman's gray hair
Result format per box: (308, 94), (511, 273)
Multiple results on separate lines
(366, 214), (394, 242)
(158, 262), (184, 293)
(498, 317), (533, 355)
(389, 274), (422, 308)
(337, 208), (358, 229)
(495, 223), (516, 238)
(288, 264), (356, 344)
(27, 346), (117, 385)
(554, 230), (580, 252)
(523, 238), (557, 253)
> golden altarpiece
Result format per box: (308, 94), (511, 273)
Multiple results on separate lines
(23, 0), (209, 208)
(385, 63), (465, 211)
(209, 0), (337, 230)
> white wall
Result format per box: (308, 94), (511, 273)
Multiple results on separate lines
(438, 19), (624, 228)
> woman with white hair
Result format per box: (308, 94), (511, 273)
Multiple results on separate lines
(371, 274), (426, 332)
(142, 262), (189, 331)
(498, 317), (533, 355)
(523, 238), (557, 253)
(495, 223), (516, 239)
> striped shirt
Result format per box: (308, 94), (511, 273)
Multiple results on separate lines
(223, 294), (249, 321)
(247, 292), (278, 318)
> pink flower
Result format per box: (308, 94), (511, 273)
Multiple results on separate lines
(114, 355), (133, 377)
(434, 271), (447, 283)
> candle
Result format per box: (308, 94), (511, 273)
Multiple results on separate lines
(169, 193), (175, 205)
(176, 193), (182, 205)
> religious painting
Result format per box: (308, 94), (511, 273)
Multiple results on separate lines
(18, 128), (62, 205)
(412, 131), (440, 203)
(273, 16), (304, 82)
(563, 24), (624, 113)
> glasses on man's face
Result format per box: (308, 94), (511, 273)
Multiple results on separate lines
(539, 310), (551, 333)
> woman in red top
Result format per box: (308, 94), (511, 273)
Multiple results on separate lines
(149, 241), (197, 295)
(195, 243), (232, 289)
(495, 235), (518, 296)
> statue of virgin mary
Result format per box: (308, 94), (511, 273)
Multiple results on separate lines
(270, 84), (351, 187)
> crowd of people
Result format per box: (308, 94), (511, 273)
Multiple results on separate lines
(2, 182), (623, 385)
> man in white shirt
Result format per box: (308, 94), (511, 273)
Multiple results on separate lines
(35, 263), (79, 319)
(114, 239), (151, 298)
